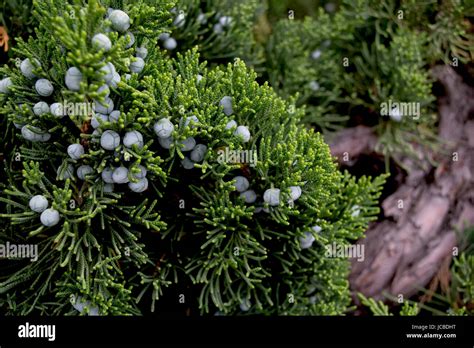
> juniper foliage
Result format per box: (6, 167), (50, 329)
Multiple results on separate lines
(164, 1), (472, 169)
(263, 0), (473, 167)
(0, 0), (385, 316)
(161, 0), (265, 67)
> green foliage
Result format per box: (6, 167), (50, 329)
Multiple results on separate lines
(399, 301), (420, 316)
(451, 253), (474, 312)
(164, 0), (265, 67)
(0, 0), (176, 315)
(358, 293), (392, 315)
(0, 0), (386, 316)
(358, 293), (420, 316)
(260, 0), (472, 168)
(265, 10), (356, 132)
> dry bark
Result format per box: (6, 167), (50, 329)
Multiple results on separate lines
(330, 66), (474, 301)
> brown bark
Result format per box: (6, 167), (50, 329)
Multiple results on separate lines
(330, 66), (474, 301)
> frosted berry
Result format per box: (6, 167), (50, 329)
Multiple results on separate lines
(109, 110), (120, 123)
(112, 166), (129, 184)
(109, 72), (121, 88)
(41, 133), (51, 142)
(91, 113), (109, 129)
(182, 115), (199, 128)
(219, 16), (232, 27)
(50, 103), (65, 118)
(33, 101), (50, 116)
(309, 81), (320, 91)
(29, 195), (49, 213)
(103, 183), (114, 193)
(92, 33), (112, 51)
(325, 2), (336, 13)
(190, 144), (207, 162)
(163, 37), (177, 50)
(35, 79), (54, 97)
(197, 13), (207, 24)
(129, 177), (149, 192)
(67, 144), (85, 160)
(131, 165), (147, 179)
(91, 129), (101, 143)
(234, 125), (251, 143)
(240, 299), (251, 312)
(109, 10), (130, 32)
(219, 96), (233, 116)
(77, 165), (94, 180)
(72, 296), (99, 316)
(101, 167), (115, 184)
(351, 205), (361, 217)
(263, 188), (280, 206)
(159, 33), (170, 41)
(94, 97), (114, 114)
(289, 186), (302, 202)
(389, 106), (402, 122)
(158, 136), (174, 149)
(130, 57), (145, 73)
(97, 84), (110, 98)
(21, 125), (50, 142)
(299, 231), (315, 249)
(64, 66), (82, 91)
(0, 77), (13, 94)
(225, 120), (237, 130)
(20, 58), (39, 79)
(213, 23), (224, 34)
(40, 208), (60, 227)
(136, 47), (148, 59)
(124, 32), (135, 49)
(240, 190), (257, 204)
(311, 49), (322, 60)
(100, 63), (115, 83)
(123, 130), (144, 149)
(100, 130), (120, 150)
(179, 137), (196, 152)
(181, 157), (194, 169)
(57, 164), (74, 180)
(174, 13), (186, 28)
(233, 176), (249, 193)
(154, 118), (174, 138)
